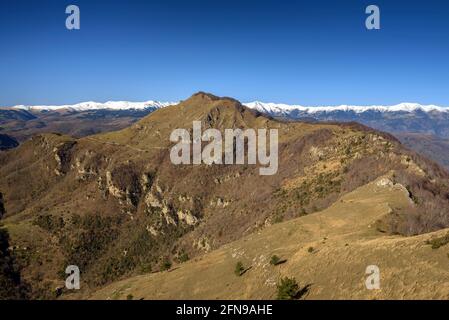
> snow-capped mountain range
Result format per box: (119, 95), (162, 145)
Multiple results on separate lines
(6, 101), (449, 114)
(10, 101), (177, 111)
(244, 102), (449, 114)
(3, 98), (449, 168)
(5, 99), (449, 139)
(243, 102), (449, 139)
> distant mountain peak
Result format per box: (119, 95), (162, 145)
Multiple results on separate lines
(9, 100), (177, 112)
(6, 97), (449, 114)
(244, 101), (449, 114)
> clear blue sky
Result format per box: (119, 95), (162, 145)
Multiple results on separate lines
(1, 0), (448, 106)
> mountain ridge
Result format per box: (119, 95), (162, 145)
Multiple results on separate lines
(4, 100), (449, 113)
(1, 93), (449, 299)
(245, 101), (449, 114)
(5, 100), (176, 112)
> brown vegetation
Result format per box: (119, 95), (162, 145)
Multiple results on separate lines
(1, 92), (449, 299)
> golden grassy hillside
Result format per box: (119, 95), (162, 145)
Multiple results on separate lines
(88, 175), (449, 300)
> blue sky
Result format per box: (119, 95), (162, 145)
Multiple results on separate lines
(1, 0), (449, 106)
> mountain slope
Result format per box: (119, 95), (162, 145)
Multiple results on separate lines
(0, 108), (159, 142)
(397, 133), (449, 170)
(89, 176), (449, 300)
(245, 101), (449, 170)
(0, 134), (19, 150)
(8, 101), (175, 111)
(1, 93), (448, 299)
(245, 102), (449, 139)
(3, 100), (449, 171)
(0, 101), (173, 143)
(245, 102), (449, 114)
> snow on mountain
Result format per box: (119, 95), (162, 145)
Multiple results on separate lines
(7, 100), (449, 114)
(11, 101), (177, 111)
(243, 102), (449, 114)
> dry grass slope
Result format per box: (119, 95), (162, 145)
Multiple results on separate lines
(89, 176), (449, 300)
